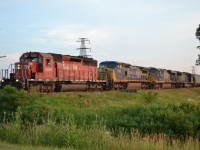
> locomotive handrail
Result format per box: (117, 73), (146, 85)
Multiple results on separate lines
(0, 64), (15, 80)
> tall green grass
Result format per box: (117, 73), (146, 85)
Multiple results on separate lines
(0, 112), (199, 150)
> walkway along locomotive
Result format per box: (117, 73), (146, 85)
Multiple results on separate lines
(1, 51), (200, 91)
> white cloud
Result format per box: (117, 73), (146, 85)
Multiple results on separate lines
(30, 24), (111, 48)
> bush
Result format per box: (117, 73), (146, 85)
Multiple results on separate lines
(139, 91), (158, 104)
(0, 85), (28, 110)
(18, 102), (97, 127)
(104, 103), (200, 139)
(0, 85), (31, 122)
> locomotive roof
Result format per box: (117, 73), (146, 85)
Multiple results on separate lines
(47, 53), (97, 62)
(100, 61), (130, 65)
(39, 52), (53, 58)
(21, 52), (96, 62)
(48, 53), (63, 62)
(21, 52), (53, 58)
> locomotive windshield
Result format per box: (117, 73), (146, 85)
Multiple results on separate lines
(20, 53), (43, 64)
(149, 67), (157, 73)
(99, 61), (117, 69)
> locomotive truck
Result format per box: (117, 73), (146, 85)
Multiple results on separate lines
(1, 51), (200, 91)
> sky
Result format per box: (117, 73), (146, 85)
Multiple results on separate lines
(0, 0), (200, 74)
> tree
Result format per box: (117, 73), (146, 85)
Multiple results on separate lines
(196, 24), (200, 39)
(196, 24), (200, 49)
(196, 25), (200, 65)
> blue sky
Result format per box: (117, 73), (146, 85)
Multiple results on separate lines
(0, 0), (200, 73)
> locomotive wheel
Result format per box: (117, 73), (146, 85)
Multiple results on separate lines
(49, 85), (55, 92)
(36, 84), (43, 92)
(142, 84), (147, 90)
(99, 86), (103, 91)
(30, 83), (41, 92)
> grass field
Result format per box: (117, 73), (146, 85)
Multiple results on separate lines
(0, 86), (200, 149)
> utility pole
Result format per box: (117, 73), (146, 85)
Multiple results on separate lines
(76, 38), (91, 58)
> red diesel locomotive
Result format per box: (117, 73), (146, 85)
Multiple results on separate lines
(2, 51), (105, 92)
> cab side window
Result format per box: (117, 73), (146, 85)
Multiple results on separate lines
(46, 59), (51, 66)
(39, 58), (43, 64)
(125, 70), (128, 76)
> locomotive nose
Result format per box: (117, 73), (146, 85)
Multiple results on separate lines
(15, 62), (32, 79)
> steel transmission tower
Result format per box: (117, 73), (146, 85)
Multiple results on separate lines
(77, 38), (91, 58)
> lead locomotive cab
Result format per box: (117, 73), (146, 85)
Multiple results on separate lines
(15, 52), (54, 80)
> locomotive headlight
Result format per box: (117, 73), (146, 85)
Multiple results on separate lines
(1, 79), (4, 82)
(17, 64), (21, 69)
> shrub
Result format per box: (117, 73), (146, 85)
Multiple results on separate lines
(139, 91), (158, 104)
(104, 103), (200, 139)
(0, 85), (29, 122)
(0, 85), (28, 110)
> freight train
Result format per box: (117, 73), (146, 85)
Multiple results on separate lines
(1, 51), (200, 92)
